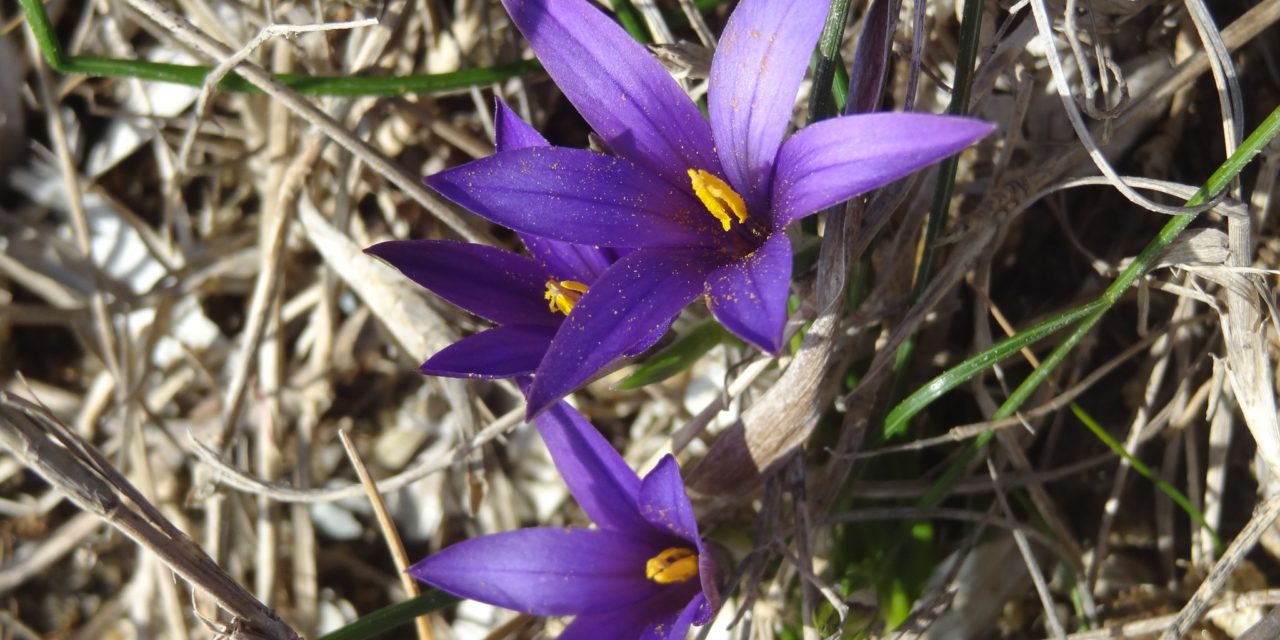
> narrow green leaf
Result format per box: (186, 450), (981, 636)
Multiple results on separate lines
(807, 0), (852, 123)
(19, 0), (540, 97)
(1070, 405), (1223, 551)
(617, 318), (736, 390)
(316, 590), (459, 640)
(883, 299), (1105, 438)
(882, 0), (986, 432)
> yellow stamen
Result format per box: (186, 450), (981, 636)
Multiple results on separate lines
(688, 169), (749, 231)
(644, 547), (699, 584)
(543, 279), (589, 315)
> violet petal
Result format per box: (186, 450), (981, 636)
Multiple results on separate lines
(672, 593), (713, 636)
(409, 527), (662, 615)
(531, 400), (649, 533)
(638, 588), (707, 640)
(419, 324), (556, 379)
(493, 99), (618, 282)
(557, 611), (647, 640)
(526, 248), (721, 415)
(365, 240), (555, 326)
(624, 318), (672, 358)
(637, 455), (701, 547)
(705, 231), (792, 353)
(494, 97), (549, 151)
(771, 113), (995, 227)
(709, 0), (828, 210)
(523, 236), (615, 285)
(560, 584), (701, 640)
(500, 0), (720, 187)
(426, 147), (716, 248)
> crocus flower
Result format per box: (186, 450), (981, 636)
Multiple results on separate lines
(425, 0), (995, 414)
(409, 400), (719, 639)
(366, 100), (659, 379)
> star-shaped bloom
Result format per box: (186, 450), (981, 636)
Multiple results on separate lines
(367, 100), (661, 380)
(410, 400), (719, 639)
(426, 0), (995, 415)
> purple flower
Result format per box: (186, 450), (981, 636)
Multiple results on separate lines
(409, 400), (719, 639)
(425, 0), (995, 415)
(367, 100), (659, 380)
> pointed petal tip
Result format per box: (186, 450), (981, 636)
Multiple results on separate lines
(953, 116), (998, 142)
(363, 240), (394, 259)
(497, 0), (719, 185)
(706, 233), (792, 354)
(523, 385), (558, 422)
(408, 528), (659, 616)
(419, 325), (556, 380)
(771, 113), (997, 226)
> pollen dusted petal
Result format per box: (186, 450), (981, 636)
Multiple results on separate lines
(494, 96), (549, 151)
(426, 146), (718, 249)
(523, 234), (614, 285)
(500, 0), (721, 187)
(492, 99), (617, 284)
(771, 113), (996, 228)
(558, 587), (704, 640)
(638, 456), (703, 548)
(706, 231), (792, 353)
(709, 0), (830, 210)
(526, 248), (723, 417)
(364, 240), (555, 327)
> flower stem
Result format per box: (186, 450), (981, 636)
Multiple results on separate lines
(883, 0), (987, 428)
(19, 0), (539, 96)
(807, 0), (853, 123)
(315, 590), (459, 640)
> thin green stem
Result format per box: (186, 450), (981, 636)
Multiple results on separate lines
(316, 590), (459, 640)
(883, 0), (985, 425)
(891, 103), (1280, 510)
(1071, 405), (1223, 551)
(993, 104), (1280, 426)
(807, 0), (852, 123)
(20, 0), (537, 96)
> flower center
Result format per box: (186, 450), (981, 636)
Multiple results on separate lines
(688, 169), (748, 231)
(645, 546), (699, 584)
(544, 278), (589, 315)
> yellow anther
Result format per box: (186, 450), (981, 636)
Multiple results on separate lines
(688, 169), (749, 231)
(544, 279), (589, 315)
(644, 547), (699, 584)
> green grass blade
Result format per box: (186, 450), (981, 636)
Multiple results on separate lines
(1070, 405), (1223, 551)
(19, 0), (544, 97)
(883, 298), (1106, 438)
(316, 590), (460, 640)
(992, 103), (1280, 425)
(617, 318), (738, 390)
(807, 0), (853, 123)
(608, 0), (652, 43)
(893, 103), (1280, 512)
(882, 0), (986, 430)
